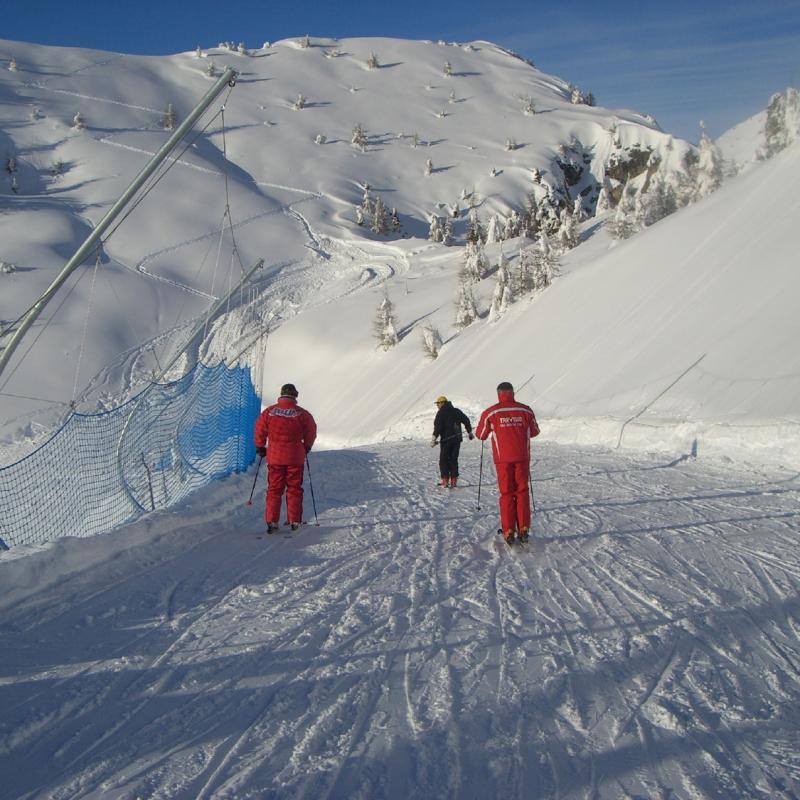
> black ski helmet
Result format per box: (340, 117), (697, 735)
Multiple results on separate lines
(280, 383), (299, 397)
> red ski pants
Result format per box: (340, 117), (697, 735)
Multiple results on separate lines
(495, 460), (531, 533)
(265, 464), (305, 525)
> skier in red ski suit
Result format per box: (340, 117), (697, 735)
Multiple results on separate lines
(475, 381), (540, 544)
(254, 383), (317, 532)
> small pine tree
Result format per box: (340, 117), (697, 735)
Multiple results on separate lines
(428, 214), (444, 242)
(505, 138), (517, 152)
(443, 61), (452, 76)
(410, 131), (420, 148)
(488, 250), (513, 321)
(532, 233), (556, 291)
(366, 51), (379, 69)
(692, 122), (724, 200)
(607, 183), (636, 240)
(293, 94), (306, 111)
(421, 324), (443, 359)
(425, 158), (433, 176)
(454, 283), (479, 328)
(8, 56), (18, 72)
(163, 103), (178, 130)
(72, 111), (85, 130)
(352, 123), (368, 151)
(371, 196), (389, 235)
(572, 196), (586, 223)
(238, 42), (249, 55)
(206, 60), (217, 77)
(390, 207), (401, 232)
(195, 45), (203, 58)
(460, 241), (489, 283)
(485, 213), (499, 244)
(523, 96), (535, 115)
(516, 247), (536, 295)
(355, 206), (365, 226)
(465, 208), (486, 244)
(442, 217), (455, 246)
(374, 294), (399, 350)
(557, 210), (579, 252)
(301, 34), (311, 49)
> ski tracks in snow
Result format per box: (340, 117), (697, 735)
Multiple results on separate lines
(1, 442), (800, 798)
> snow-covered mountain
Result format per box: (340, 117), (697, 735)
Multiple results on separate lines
(1, 37), (797, 467)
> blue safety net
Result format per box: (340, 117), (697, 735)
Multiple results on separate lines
(0, 361), (260, 549)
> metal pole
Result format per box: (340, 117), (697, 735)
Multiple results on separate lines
(0, 67), (238, 382)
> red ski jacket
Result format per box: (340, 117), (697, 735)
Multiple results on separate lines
(254, 395), (317, 466)
(475, 390), (539, 464)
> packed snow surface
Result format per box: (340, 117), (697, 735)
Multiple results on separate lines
(2, 441), (799, 799)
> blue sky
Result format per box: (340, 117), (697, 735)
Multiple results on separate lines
(5, 0), (799, 142)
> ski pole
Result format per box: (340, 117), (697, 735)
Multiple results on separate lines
(306, 454), (319, 526)
(246, 455), (263, 506)
(529, 460), (536, 514)
(476, 439), (484, 510)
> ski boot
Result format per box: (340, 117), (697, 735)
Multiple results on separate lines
(518, 528), (529, 544)
(266, 522), (279, 534)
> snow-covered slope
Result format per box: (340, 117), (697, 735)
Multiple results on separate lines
(1, 37), (797, 467)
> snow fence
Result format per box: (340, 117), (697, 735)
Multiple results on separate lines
(0, 362), (260, 549)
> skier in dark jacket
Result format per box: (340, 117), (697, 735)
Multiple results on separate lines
(431, 395), (473, 487)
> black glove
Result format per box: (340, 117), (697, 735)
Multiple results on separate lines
(468, 432), (474, 440)
(305, 445), (312, 454)
(255, 446), (266, 458)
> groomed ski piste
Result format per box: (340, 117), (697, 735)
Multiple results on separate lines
(1, 441), (799, 799)
(2, 35), (800, 799)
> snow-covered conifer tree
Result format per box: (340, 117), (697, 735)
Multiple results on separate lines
(516, 247), (535, 295)
(428, 215), (444, 243)
(390, 207), (401, 232)
(523, 96), (535, 115)
(557, 210), (579, 252)
(505, 138), (517, 152)
(301, 34), (311, 49)
(371, 196), (389, 235)
(764, 88), (800, 158)
(293, 94), (306, 111)
(195, 46), (203, 58)
(443, 61), (452, 77)
(488, 249), (513, 321)
(692, 123), (724, 200)
(72, 112), (85, 130)
(366, 51), (379, 70)
(355, 206), (365, 226)
(425, 158), (433, 176)
(315, 133), (326, 145)
(532, 233), (556, 291)
(421, 324), (443, 359)
(596, 186), (611, 214)
(572, 196), (586, 223)
(373, 294), (399, 350)
(465, 208), (486, 244)
(460, 241), (489, 283)
(449, 90), (456, 104)
(238, 42), (249, 55)
(607, 183), (636, 240)
(442, 217), (455, 246)
(163, 103), (178, 130)
(454, 283), (479, 328)
(411, 131), (419, 148)
(8, 56), (18, 72)
(485, 213), (499, 244)
(352, 123), (367, 151)
(0, 260), (17, 274)
(206, 60), (217, 77)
